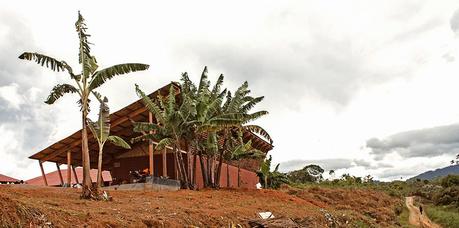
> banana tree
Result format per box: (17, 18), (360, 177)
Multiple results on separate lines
(227, 139), (265, 187)
(214, 81), (272, 188)
(87, 96), (131, 189)
(180, 67), (273, 188)
(258, 155), (289, 189)
(18, 12), (149, 198)
(131, 84), (195, 189)
(180, 68), (239, 188)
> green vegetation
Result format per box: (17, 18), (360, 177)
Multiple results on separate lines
(440, 174), (459, 188)
(287, 164), (324, 183)
(412, 175), (459, 208)
(131, 67), (272, 189)
(426, 205), (459, 227)
(18, 12), (149, 199)
(397, 203), (415, 228)
(87, 96), (131, 190)
(226, 135), (264, 187)
(257, 155), (289, 189)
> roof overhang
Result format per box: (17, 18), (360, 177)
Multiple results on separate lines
(29, 82), (273, 167)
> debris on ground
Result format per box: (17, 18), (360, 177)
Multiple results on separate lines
(258, 211), (274, 219)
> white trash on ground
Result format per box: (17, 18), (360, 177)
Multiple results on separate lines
(258, 212), (274, 219)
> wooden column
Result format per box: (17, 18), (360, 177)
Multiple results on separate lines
(72, 166), (79, 184)
(66, 151), (72, 187)
(56, 163), (64, 186)
(148, 112), (154, 176)
(39, 161), (48, 186)
(162, 148), (167, 177)
(175, 155), (179, 179)
(186, 152), (193, 184)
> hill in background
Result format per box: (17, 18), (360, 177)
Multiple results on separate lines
(408, 165), (459, 181)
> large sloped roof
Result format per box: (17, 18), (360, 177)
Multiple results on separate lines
(29, 82), (274, 168)
(0, 174), (20, 182)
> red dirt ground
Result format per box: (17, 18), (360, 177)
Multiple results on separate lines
(0, 185), (401, 227)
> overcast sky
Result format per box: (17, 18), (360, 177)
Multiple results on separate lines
(2, 1), (459, 181)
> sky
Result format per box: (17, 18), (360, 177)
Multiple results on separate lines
(1, 1), (459, 181)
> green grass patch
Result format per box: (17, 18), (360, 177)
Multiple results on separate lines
(426, 204), (459, 228)
(397, 204), (415, 228)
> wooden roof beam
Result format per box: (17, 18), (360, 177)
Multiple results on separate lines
(39, 106), (148, 162)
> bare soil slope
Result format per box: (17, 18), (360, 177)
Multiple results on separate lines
(0, 185), (401, 227)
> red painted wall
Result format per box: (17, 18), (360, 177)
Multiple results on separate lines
(109, 153), (260, 189)
(110, 154), (177, 185)
(193, 156), (259, 189)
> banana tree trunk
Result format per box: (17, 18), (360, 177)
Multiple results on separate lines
(264, 175), (268, 189)
(174, 145), (190, 189)
(198, 151), (208, 187)
(178, 148), (190, 188)
(192, 154), (197, 188)
(215, 150), (224, 188)
(209, 157), (214, 187)
(215, 132), (227, 188)
(81, 108), (93, 199)
(206, 156), (211, 186)
(96, 145), (103, 188)
(210, 156), (215, 188)
(173, 147), (183, 181)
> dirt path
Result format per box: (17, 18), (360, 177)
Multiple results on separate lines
(405, 197), (441, 228)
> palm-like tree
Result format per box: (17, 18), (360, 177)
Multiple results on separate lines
(131, 84), (195, 188)
(214, 81), (272, 188)
(180, 67), (272, 188)
(18, 12), (149, 198)
(180, 68), (238, 187)
(259, 155), (272, 189)
(87, 96), (131, 190)
(225, 132), (264, 187)
(258, 155), (288, 189)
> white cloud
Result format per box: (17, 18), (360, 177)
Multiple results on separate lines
(0, 83), (24, 109)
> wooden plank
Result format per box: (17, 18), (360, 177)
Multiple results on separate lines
(175, 155), (179, 179)
(30, 83), (179, 161)
(39, 161), (48, 186)
(56, 163), (64, 186)
(162, 148), (167, 177)
(66, 151), (72, 187)
(148, 111), (154, 176)
(111, 106), (147, 129)
(72, 166), (79, 184)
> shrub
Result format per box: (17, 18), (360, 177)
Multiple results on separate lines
(441, 175), (459, 188)
(426, 205), (459, 227)
(432, 186), (459, 207)
(287, 164), (324, 183)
